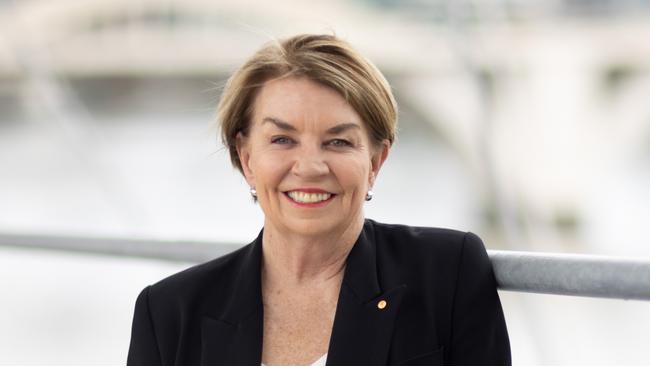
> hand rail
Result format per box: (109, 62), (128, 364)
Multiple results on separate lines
(490, 250), (650, 301)
(1, 233), (649, 301)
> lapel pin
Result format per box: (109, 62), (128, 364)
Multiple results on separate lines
(377, 300), (387, 310)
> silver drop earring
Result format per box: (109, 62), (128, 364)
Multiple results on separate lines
(250, 187), (257, 202)
(365, 190), (374, 201)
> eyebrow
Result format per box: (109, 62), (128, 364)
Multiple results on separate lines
(262, 117), (361, 134)
(326, 122), (361, 135)
(262, 117), (296, 131)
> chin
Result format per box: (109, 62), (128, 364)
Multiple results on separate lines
(282, 216), (347, 237)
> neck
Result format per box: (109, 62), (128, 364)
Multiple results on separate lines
(261, 217), (364, 286)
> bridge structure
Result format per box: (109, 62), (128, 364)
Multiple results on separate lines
(2, 0), (650, 77)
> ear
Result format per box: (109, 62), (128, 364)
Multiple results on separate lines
(368, 139), (390, 188)
(236, 132), (255, 187)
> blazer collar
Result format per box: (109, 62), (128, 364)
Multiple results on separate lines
(219, 228), (264, 325)
(327, 219), (407, 365)
(200, 220), (406, 366)
(339, 219), (383, 302)
(200, 229), (264, 366)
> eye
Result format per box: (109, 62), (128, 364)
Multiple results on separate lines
(271, 136), (293, 145)
(327, 139), (353, 147)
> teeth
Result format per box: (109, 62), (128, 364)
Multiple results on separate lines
(287, 191), (332, 203)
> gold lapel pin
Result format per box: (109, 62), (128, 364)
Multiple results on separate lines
(377, 300), (387, 310)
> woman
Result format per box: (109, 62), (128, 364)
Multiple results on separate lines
(127, 34), (510, 366)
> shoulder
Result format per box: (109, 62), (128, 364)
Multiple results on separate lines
(366, 219), (490, 287)
(368, 219), (486, 258)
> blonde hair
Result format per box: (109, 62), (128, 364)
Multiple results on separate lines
(217, 34), (397, 174)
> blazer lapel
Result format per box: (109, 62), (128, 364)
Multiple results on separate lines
(200, 230), (264, 366)
(326, 221), (407, 366)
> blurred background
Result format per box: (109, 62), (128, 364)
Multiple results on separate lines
(1, 0), (650, 364)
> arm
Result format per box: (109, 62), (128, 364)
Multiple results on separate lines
(448, 232), (511, 365)
(127, 286), (163, 366)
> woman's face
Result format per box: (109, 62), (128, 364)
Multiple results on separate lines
(237, 76), (389, 238)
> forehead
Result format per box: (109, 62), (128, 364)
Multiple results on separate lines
(252, 76), (363, 129)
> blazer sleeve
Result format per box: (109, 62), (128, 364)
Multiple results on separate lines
(448, 232), (511, 365)
(127, 286), (163, 366)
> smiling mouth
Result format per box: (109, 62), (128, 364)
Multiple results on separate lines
(285, 191), (335, 204)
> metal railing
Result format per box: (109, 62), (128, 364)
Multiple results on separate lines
(1, 233), (649, 301)
(490, 250), (650, 301)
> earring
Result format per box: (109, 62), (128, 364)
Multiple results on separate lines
(365, 190), (373, 201)
(250, 187), (257, 201)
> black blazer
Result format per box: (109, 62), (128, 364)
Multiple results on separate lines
(127, 219), (510, 366)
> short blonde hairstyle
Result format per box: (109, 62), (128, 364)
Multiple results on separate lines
(217, 34), (397, 174)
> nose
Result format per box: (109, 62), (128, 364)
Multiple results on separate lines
(291, 144), (330, 178)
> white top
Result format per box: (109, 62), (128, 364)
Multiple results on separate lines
(262, 353), (327, 366)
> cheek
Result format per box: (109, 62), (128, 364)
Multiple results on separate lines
(251, 151), (290, 185)
(331, 156), (372, 189)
